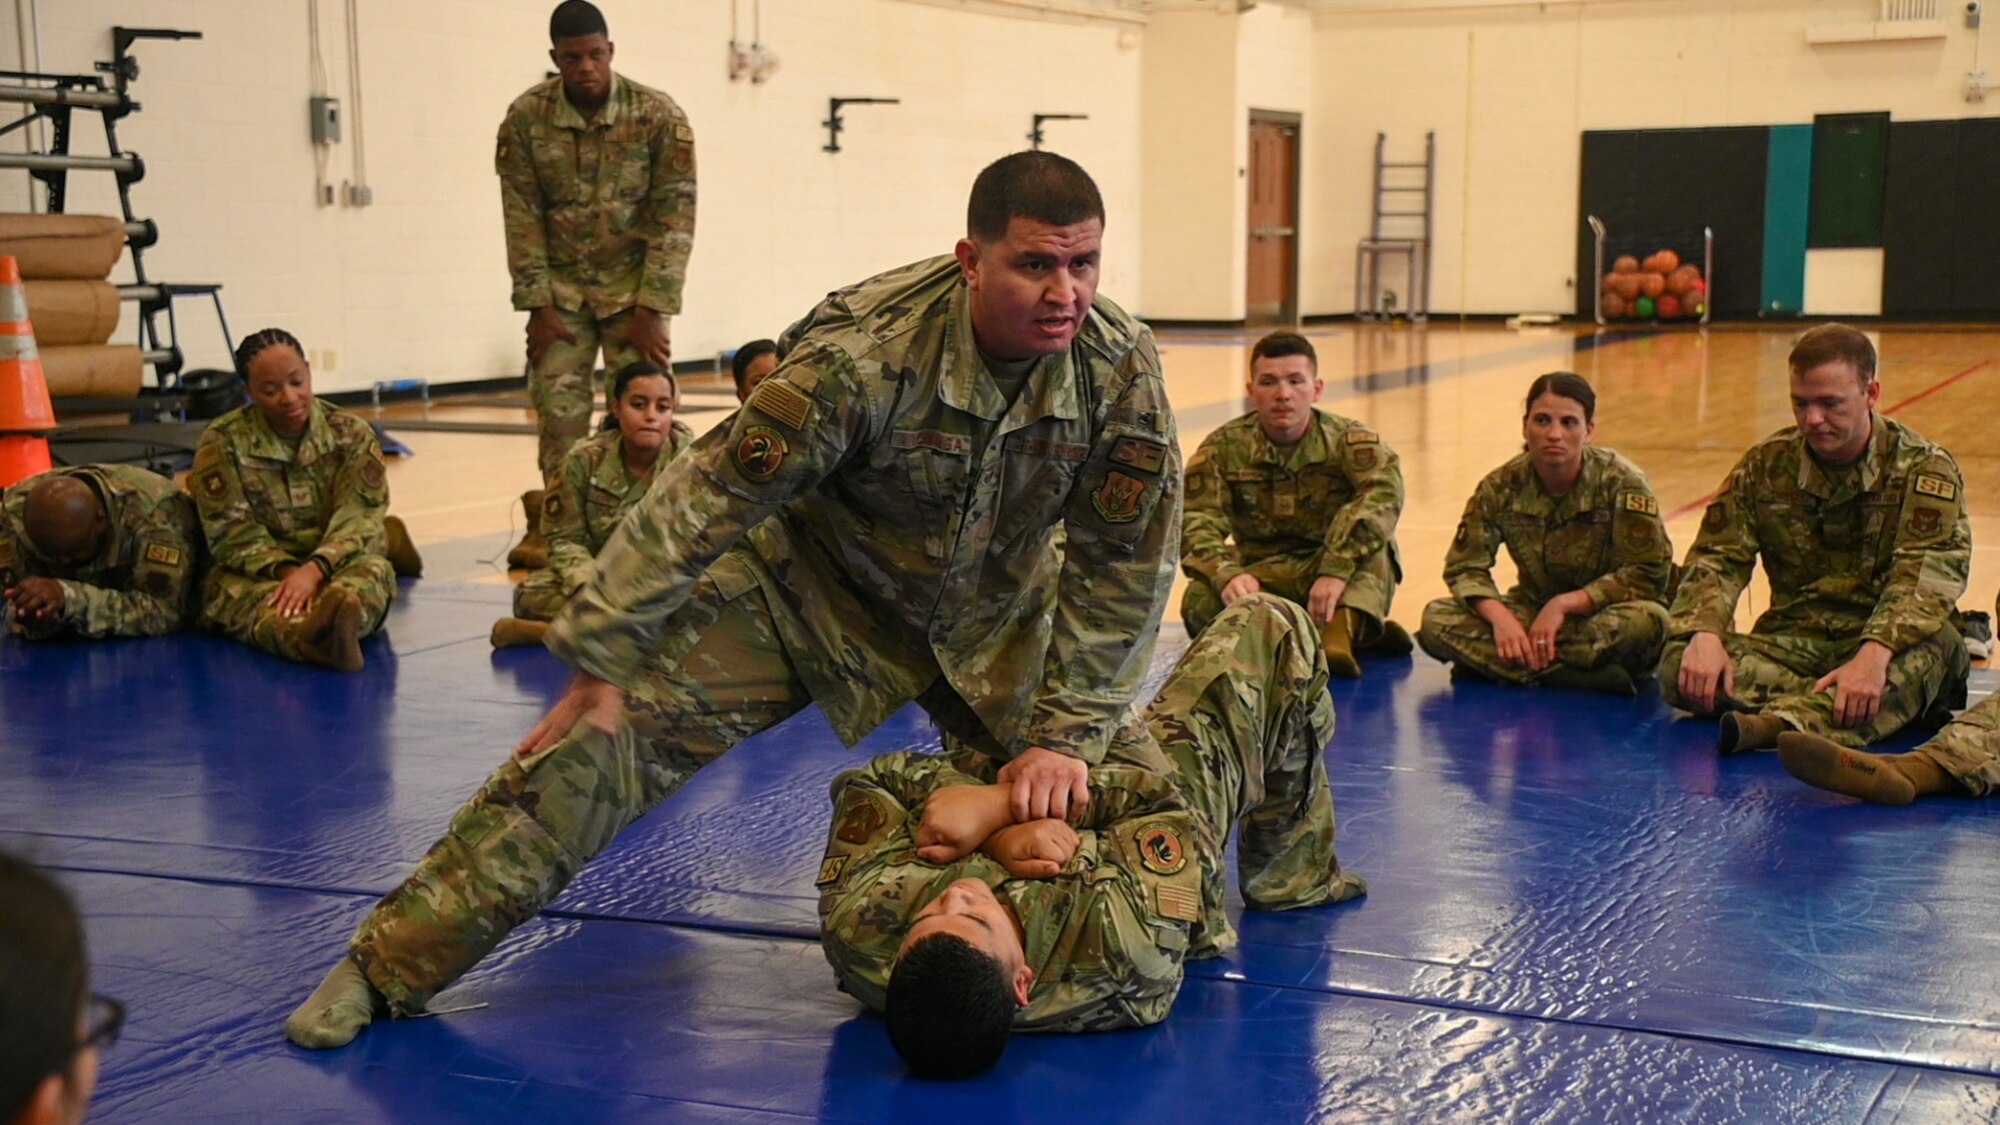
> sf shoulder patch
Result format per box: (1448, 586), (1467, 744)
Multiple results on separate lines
(1109, 436), (1168, 476)
(143, 542), (183, 569)
(1136, 824), (1188, 875)
(1620, 491), (1659, 516)
(815, 854), (850, 888)
(1914, 474), (1958, 502)
(750, 381), (813, 432)
(736, 426), (788, 482)
(1093, 471), (1147, 523)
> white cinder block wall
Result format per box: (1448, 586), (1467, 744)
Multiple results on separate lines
(1308, 0), (2000, 319)
(1, 0), (1142, 393)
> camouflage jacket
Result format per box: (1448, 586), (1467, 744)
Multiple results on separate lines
(497, 73), (696, 317)
(1444, 446), (1671, 610)
(1671, 413), (1968, 651)
(817, 749), (1205, 1032)
(549, 254), (1182, 765)
(0, 464), (201, 638)
(1182, 409), (1402, 588)
(543, 422), (694, 597)
(192, 400), (389, 580)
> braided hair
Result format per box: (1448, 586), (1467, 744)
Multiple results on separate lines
(233, 327), (304, 378)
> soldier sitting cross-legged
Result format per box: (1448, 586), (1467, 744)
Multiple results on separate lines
(818, 596), (1366, 1079)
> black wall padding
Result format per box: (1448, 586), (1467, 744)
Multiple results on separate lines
(1881, 120), (1958, 316)
(1577, 127), (1769, 318)
(1883, 118), (2000, 319)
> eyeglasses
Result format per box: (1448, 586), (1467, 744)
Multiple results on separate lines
(80, 993), (125, 1053)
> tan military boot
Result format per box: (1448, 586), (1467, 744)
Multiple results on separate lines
(383, 515), (424, 578)
(1320, 611), (1362, 679)
(296, 587), (366, 672)
(1776, 733), (1954, 805)
(1718, 711), (1787, 755)
(506, 489), (549, 570)
(1539, 663), (1637, 697)
(490, 616), (550, 649)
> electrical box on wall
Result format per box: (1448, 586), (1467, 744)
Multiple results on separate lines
(311, 96), (342, 145)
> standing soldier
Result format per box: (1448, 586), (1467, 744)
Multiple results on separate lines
(285, 152), (1181, 1050)
(819, 596), (1366, 1079)
(1180, 331), (1409, 677)
(1663, 324), (1971, 754)
(193, 329), (400, 672)
(1417, 372), (1672, 696)
(0, 464), (201, 640)
(499, 0), (696, 568)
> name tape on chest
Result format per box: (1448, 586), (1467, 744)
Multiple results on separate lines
(1004, 434), (1091, 462)
(1914, 474), (1958, 502)
(891, 429), (971, 456)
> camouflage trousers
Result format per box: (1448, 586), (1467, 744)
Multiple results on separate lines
(199, 556), (393, 662)
(1916, 691), (2000, 797)
(348, 550), (979, 1013)
(510, 568), (574, 622)
(1181, 547), (1398, 641)
(1659, 626), (1969, 748)
(1414, 594), (1668, 686)
(1149, 595), (1366, 959)
(531, 307), (649, 482)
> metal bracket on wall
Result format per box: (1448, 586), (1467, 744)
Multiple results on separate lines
(1029, 113), (1088, 151)
(822, 97), (899, 153)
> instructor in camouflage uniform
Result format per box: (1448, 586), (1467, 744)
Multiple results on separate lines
(819, 595), (1366, 1079)
(1663, 324), (1971, 755)
(500, 0), (696, 567)
(0, 464), (200, 639)
(285, 151), (1181, 1049)
(1418, 372), (1672, 696)
(1181, 331), (1408, 677)
(193, 328), (396, 673)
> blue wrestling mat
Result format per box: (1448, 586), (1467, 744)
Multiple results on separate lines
(5, 578), (1998, 1122)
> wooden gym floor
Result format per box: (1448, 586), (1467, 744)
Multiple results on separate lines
(368, 322), (2000, 635)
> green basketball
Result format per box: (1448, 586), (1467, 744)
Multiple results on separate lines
(1635, 296), (1656, 319)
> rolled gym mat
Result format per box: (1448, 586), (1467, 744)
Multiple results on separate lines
(22, 279), (119, 345)
(0, 213), (126, 280)
(43, 344), (144, 399)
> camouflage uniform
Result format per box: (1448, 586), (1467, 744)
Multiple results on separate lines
(0, 464), (200, 639)
(497, 73), (697, 480)
(818, 596), (1365, 1031)
(1914, 692), (2000, 797)
(1180, 409), (1402, 637)
(1417, 446), (1672, 685)
(192, 400), (396, 661)
(345, 254), (1181, 1013)
(1661, 414), (1971, 747)
(513, 422), (694, 621)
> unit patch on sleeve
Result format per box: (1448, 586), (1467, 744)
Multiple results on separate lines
(736, 426), (789, 482)
(1093, 471), (1147, 523)
(1136, 824), (1188, 876)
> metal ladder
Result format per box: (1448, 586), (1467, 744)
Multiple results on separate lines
(1354, 131), (1433, 322)
(0, 27), (231, 412)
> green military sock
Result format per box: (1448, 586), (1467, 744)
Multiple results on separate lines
(285, 956), (386, 1050)
(1777, 733), (1957, 805)
(1538, 664), (1637, 698)
(490, 617), (551, 649)
(383, 515), (424, 578)
(1321, 612), (1361, 679)
(1718, 711), (1787, 755)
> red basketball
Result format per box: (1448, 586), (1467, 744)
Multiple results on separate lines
(1657, 295), (1683, 320)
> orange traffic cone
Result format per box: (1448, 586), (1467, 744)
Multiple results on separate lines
(0, 253), (55, 487)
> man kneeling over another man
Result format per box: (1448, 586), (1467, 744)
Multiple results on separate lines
(818, 596), (1367, 1079)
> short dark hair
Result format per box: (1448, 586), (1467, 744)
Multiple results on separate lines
(966, 151), (1105, 244)
(730, 339), (781, 395)
(1789, 323), (1876, 385)
(1524, 371), (1596, 423)
(1250, 331), (1317, 371)
(600, 360), (675, 431)
(884, 934), (1015, 1080)
(0, 853), (87, 1121)
(233, 327), (303, 378)
(550, 0), (608, 42)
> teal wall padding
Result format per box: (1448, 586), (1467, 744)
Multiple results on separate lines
(1763, 125), (1812, 316)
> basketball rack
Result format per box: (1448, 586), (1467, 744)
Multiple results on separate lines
(1588, 215), (1714, 327)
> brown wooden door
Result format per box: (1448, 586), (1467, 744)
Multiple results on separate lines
(1247, 116), (1299, 323)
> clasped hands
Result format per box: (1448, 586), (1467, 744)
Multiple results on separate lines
(914, 747), (1089, 880)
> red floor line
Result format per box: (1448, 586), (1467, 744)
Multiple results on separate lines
(1662, 357), (1997, 522)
